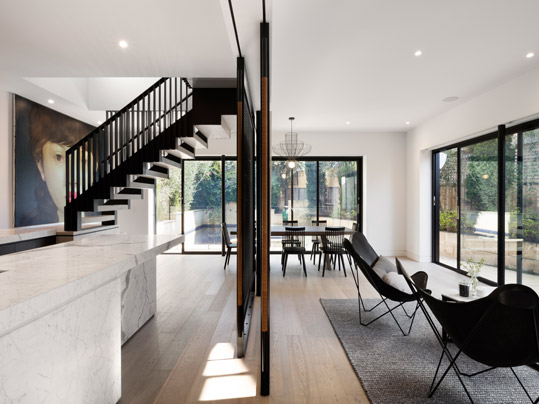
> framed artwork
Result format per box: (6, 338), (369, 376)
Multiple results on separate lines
(13, 95), (95, 227)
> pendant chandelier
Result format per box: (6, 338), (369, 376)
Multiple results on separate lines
(272, 117), (311, 168)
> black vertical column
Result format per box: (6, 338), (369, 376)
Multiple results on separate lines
(498, 125), (506, 285)
(256, 111), (262, 296)
(237, 57), (255, 358)
(260, 21), (271, 397)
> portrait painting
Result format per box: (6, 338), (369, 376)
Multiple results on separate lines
(14, 95), (95, 227)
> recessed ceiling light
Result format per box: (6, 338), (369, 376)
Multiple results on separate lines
(405, 121), (411, 125)
(526, 52), (535, 58)
(47, 99), (54, 104)
(442, 96), (459, 103)
(119, 40), (128, 49)
(346, 121), (350, 125)
(414, 50), (422, 57)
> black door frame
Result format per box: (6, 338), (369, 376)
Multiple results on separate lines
(432, 117), (539, 286)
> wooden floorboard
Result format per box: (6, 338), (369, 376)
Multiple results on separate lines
(120, 252), (472, 403)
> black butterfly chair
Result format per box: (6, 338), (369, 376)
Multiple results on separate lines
(221, 223), (236, 270)
(398, 258), (539, 404)
(343, 233), (428, 336)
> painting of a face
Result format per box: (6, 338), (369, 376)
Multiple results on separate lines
(37, 142), (69, 220)
(14, 95), (95, 227)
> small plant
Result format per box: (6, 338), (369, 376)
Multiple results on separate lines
(461, 258), (485, 296)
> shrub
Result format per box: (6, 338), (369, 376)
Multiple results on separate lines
(440, 210), (457, 232)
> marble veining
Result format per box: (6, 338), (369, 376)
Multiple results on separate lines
(0, 279), (121, 404)
(121, 258), (156, 344)
(0, 234), (183, 335)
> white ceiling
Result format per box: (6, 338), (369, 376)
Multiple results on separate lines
(1, 0), (539, 133)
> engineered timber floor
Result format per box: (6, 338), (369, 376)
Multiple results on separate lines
(119, 253), (472, 404)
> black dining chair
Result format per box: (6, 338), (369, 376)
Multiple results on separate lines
(310, 219), (327, 265)
(399, 258), (539, 404)
(281, 219), (299, 264)
(221, 223), (236, 270)
(319, 226), (348, 277)
(282, 226), (307, 277)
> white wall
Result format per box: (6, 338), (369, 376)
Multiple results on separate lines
(0, 91), (12, 228)
(406, 66), (539, 261)
(117, 189), (153, 235)
(272, 131), (407, 256)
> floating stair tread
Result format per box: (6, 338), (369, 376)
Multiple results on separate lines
(158, 154), (182, 169)
(112, 188), (143, 200)
(81, 214), (116, 223)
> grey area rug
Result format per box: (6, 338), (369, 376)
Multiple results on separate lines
(320, 298), (539, 404)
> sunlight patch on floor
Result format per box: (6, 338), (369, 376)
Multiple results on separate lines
(199, 375), (257, 400)
(207, 342), (235, 361)
(198, 342), (256, 401)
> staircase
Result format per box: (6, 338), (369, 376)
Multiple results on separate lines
(64, 77), (235, 232)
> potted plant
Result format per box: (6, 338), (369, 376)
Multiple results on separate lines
(461, 258), (485, 296)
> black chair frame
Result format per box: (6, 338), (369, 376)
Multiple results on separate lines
(282, 226), (307, 277)
(344, 235), (428, 336)
(310, 219), (327, 265)
(400, 259), (539, 404)
(319, 227), (349, 277)
(221, 223), (236, 270)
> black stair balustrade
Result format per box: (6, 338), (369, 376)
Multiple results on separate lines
(64, 77), (194, 231)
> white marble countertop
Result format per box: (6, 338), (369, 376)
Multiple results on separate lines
(0, 233), (183, 336)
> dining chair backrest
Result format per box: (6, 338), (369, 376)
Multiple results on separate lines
(322, 226), (345, 252)
(352, 222), (358, 231)
(283, 226), (306, 248)
(221, 223), (233, 248)
(283, 220), (298, 226)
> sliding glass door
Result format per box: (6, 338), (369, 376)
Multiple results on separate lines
(436, 148), (458, 268)
(460, 139), (498, 283)
(433, 118), (539, 292)
(271, 157), (362, 251)
(505, 128), (539, 290)
(157, 156), (362, 254)
(183, 160), (223, 251)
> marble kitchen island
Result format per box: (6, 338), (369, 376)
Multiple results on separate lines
(0, 233), (183, 404)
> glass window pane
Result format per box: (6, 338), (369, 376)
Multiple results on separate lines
(184, 160), (222, 251)
(224, 160), (237, 232)
(505, 130), (539, 292)
(460, 139), (498, 283)
(438, 148), (458, 267)
(319, 161), (357, 228)
(156, 166), (182, 237)
(271, 161), (288, 251)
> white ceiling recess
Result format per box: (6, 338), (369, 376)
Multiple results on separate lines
(270, 0), (539, 133)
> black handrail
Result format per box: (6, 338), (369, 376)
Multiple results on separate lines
(65, 77), (193, 217)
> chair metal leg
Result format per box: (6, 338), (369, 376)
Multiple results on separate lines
(301, 252), (307, 277)
(510, 367), (537, 404)
(283, 253), (288, 277)
(340, 254), (347, 277)
(224, 247), (230, 269)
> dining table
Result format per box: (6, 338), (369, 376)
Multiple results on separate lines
(232, 225), (355, 236)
